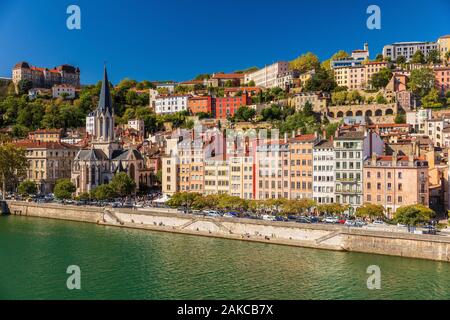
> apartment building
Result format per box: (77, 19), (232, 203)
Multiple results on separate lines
(437, 35), (450, 61)
(363, 154), (429, 218)
(14, 140), (78, 194)
(331, 43), (370, 69)
(204, 156), (230, 195)
(434, 65), (450, 95)
(52, 84), (76, 99)
(213, 94), (250, 119)
(245, 61), (289, 88)
(313, 139), (335, 204)
(12, 62), (80, 92)
(28, 129), (62, 142)
(334, 61), (388, 90)
(382, 41), (438, 62)
(289, 92), (329, 113)
(155, 95), (190, 114)
(255, 133), (318, 200)
(334, 130), (384, 213)
(208, 73), (244, 87)
(188, 96), (212, 115)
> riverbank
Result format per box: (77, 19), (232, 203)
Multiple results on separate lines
(6, 201), (450, 262)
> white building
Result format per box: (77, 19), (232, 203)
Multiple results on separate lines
(128, 119), (145, 138)
(313, 139), (335, 204)
(155, 95), (190, 114)
(86, 115), (96, 136)
(149, 88), (158, 109)
(156, 83), (177, 93)
(52, 84), (76, 99)
(245, 61), (289, 88)
(382, 41), (439, 62)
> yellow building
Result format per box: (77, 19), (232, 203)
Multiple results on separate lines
(438, 35), (450, 61)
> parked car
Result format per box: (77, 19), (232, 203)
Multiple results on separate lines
(310, 216), (320, 223)
(275, 215), (288, 222)
(344, 220), (356, 227)
(373, 220), (385, 225)
(338, 219), (346, 224)
(223, 212), (236, 218)
(324, 216), (339, 224)
(296, 216), (311, 224)
(262, 215), (277, 221)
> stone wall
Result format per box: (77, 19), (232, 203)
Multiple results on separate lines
(5, 202), (450, 262)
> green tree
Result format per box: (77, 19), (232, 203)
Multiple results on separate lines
(408, 68), (436, 97)
(426, 49), (441, 64)
(332, 91), (347, 105)
(91, 184), (116, 200)
(0, 143), (28, 199)
(355, 203), (385, 220)
(396, 55), (407, 65)
(411, 50), (425, 64)
(321, 50), (350, 70)
(421, 88), (444, 108)
(17, 79), (33, 95)
(290, 52), (321, 73)
(394, 113), (406, 124)
(167, 192), (201, 208)
(374, 54), (384, 62)
(304, 67), (336, 92)
(17, 180), (37, 197)
(247, 80), (255, 86)
(110, 172), (136, 198)
(370, 68), (393, 89)
(394, 205), (435, 227)
(54, 179), (76, 200)
(233, 106), (256, 122)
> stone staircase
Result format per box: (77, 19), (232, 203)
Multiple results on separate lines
(315, 230), (341, 244)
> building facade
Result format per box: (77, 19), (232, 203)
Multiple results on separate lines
(363, 154), (429, 218)
(12, 62), (80, 92)
(382, 41), (438, 62)
(244, 61), (289, 88)
(155, 95), (190, 114)
(313, 139), (335, 204)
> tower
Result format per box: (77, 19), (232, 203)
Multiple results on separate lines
(91, 66), (120, 157)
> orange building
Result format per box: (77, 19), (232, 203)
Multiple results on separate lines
(28, 129), (63, 142)
(213, 94), (250, 119)
(434, 65), (450, 95)
(363, 154), (429, 218)
(188, 96), (212, 115)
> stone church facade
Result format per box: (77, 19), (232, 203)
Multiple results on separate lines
(71, 67), (151, 195)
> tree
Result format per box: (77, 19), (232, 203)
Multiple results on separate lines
(348, 90), (363, 104)
(233, 106), (256, 122)
(321, 50), (350, 70)
(332, 91), (347, 105)
(247, 80), (255, 86)
(54, 179), (76, 200)
(17, 79), (33, 95)
(421, 88), (444, 108)
(91, 184), (116, 200)
(18, 180), (37, 197)
(304, 67), (336, 92)
(445, 51), (450, 62)
(394, 113), (406, 124)
(426, 49), (441, 64)
(370, 68), (393, 89)
(374, 54), (384, 62)
(394, 205), (435, 227)
(110, 172), (136, 198)
(396, 55), (407, 65)
(317, 203), (349, 215)
(302, 101), (314, 117)
(411, 50), (425, 64)
(167, 192), (201, 208)
(408, 68), (436, 97)
(290, 52), (321, 73)
(355, 203), (385, 220)
(0, 144), (28, 199)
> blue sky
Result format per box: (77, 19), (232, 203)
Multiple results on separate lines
(0, 0), (448, 84)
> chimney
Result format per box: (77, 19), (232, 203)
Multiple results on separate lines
(292, 130), (295, 138)
(284, 132), (288, 143)
(371, 152), (377, 164)
(322, 130), (327, 139)
(392, 151), (397, 166)
(408, 154), (414, 166)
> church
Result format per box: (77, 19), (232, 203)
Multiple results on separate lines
(71, 67), (151, 195)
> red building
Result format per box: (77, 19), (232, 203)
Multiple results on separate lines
(188, 96), (212, 115)
(213, 93), (250, 119)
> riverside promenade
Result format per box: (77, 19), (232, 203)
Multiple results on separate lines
(6, 201), (450, 262)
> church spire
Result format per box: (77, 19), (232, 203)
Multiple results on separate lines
(97, 65), (113, 114)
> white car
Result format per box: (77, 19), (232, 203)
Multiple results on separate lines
(262, 215), (277, 221)
(373, 220), (385, 225)
(324, 217), (338, 224)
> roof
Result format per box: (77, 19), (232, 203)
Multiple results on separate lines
(97, 67), (113, 114)
(111, 149), (144, 161)
(14, 140), (77, 150)
(14, 61), (30, 69)
(75, 148), (108, 161)
(314, 139), (334, 148)
(289, 134), (317, 143)
(335, 131), (365, 140)
(211, 73), (245, 80)
(29, 128), (62, 134)
(368, 123), (410, 128)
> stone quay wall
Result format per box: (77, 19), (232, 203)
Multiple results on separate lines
(6, 202), (450, 262)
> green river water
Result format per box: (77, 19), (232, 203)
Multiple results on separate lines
(0, 215), (449, 300)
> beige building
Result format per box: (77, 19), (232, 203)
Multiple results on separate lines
(334, 62), (388, 90)
(437, 35), (450, 61)
(14, 140), (78, 194)
(363, 154), (429, 218)
(289, 92), (329, 113)
(244, 61), (289, 88)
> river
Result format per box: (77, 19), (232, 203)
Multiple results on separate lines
(0, 215), (449, 300)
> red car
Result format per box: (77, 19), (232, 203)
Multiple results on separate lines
(338, 219), (346, 224)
